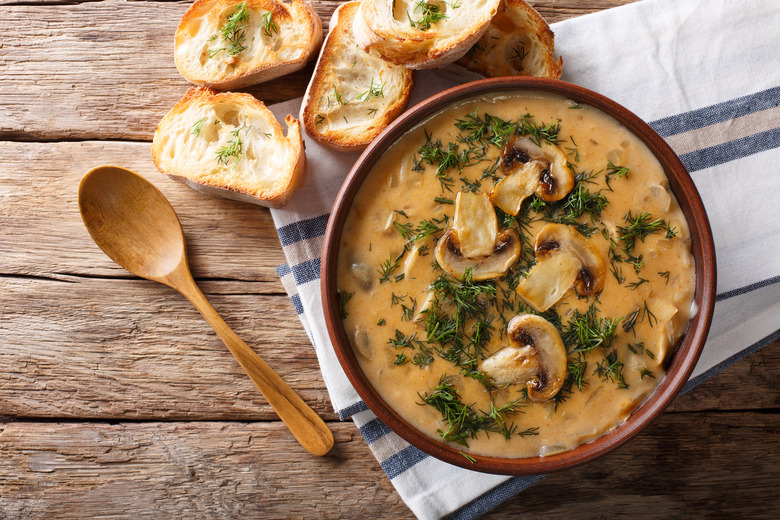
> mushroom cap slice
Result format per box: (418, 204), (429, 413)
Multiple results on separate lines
(481, 314), (567, 402)
(489, 160), (545, 216)
(516, 252), (580, 312)
(501, 136), (575, 202)
(453, 192), (498, 258)
(435, 228), (522, 281)
(516, 223), (607, 311)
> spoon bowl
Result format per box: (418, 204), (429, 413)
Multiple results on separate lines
(79, 165), (186, 282)
(79, 165), (334, 456)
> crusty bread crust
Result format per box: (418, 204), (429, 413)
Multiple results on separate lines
(453, 0), (562, 79)
(175, 0), (322, 90)
(353, 0), (501, 70)
(301, 1), (414, 152)
(152, 87), (305, 208)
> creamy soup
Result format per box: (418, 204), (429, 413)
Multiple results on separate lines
(337, 92), (695, 458)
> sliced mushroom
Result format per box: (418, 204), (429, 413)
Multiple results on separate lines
(489, 161), (546, 216)
(517, 223), (606, 311)
(481, 314), (567, 402)
(495, 135), (575, 207)
(434, 192), (521, 281)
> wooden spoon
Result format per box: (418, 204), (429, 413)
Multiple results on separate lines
(78, 165), (334, 456)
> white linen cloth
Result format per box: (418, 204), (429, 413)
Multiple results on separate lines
(269, 0), (780, 517)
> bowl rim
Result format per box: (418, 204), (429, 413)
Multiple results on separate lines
(321, 77), (716, 475)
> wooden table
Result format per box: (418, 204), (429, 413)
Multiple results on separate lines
(1, 1), (778, 517)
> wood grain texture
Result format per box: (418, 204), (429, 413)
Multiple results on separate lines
(0, 0), (639, 141)
(0, 0), (776, 518)
(0, 412), (776, 519)
(0, 141), (285, 281)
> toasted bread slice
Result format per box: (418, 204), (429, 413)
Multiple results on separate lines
(152, 87), (305, 208)
(174, 0), (322, 90)
(301, 2), (414, 152)
(353, 0), (501, 70)
(454, 0), (562, 78)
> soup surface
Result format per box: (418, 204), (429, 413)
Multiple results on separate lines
(337, 92), (695, 458)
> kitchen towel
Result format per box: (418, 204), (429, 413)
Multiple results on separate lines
(268, 0), (780, 518)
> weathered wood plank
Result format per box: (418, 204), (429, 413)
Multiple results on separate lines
(1, 271), (777, 420)
(0, 412), (776, 519)
(0, 141), (286, 281)
(0, 0), (639, 141)
(0, 275), (338, 419)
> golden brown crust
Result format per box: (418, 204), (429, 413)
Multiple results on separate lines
(175, 0), (322, 90)
(354, 0), (502, 70)
(301, 2), (414, 152)
(152, 87), (306, 208)
(455, 0), (562, 79)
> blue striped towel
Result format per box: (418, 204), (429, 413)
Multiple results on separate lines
(268, 0), (780, 517)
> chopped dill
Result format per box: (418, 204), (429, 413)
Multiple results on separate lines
(191, 118), (205, 136)
(209, 1), (250, 58)
(338, 291), (353, 319)
(261, 10), (279, 37)
(355, 77), (386, 101)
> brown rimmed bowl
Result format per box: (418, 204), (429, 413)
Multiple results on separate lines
(321, 77), (716, 475)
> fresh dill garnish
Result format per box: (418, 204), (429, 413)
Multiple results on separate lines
(314, 114), (325, 125)
(388, 329), (423, 349)
(610, 262), (626, 284)
(333, 87), (349, 105)
(377, 318), (386, 326)
(618, 211), (666, 252)
(639, 367), (656, 380)
(215, 126), (246, 167)
(401, 298), (417, 321)
(454, 110), (518, 148)
(394, 352), (409, 365)
(209, 1), (250, 58)
(191, 118), (205, 136)
(390, 292), (406, 305)
(622, 300), (657, 334)
(605, 160), (630, 190)
(460, 176), (481, 193)
(569, 104), (583, 110)
(412, 343), (435, 368)
(658, 270), (670, 284)
(594, 350), (628, 388)
(561, 304), (621, 354)
(434, 196), (454, 205)
(518, 113), (561, 145)
(419, 376), (529, 447)
(459, 451), (477, 463)
(567, 359), (588, 391)
(408, 1), (451, 31)
(338, 291), (353, 319)
(367, 108), (379, 117)
(261, 10), (279, 37)
(393, 221), (414, 240)
(665, 222), (678, 239)
(378, 254), (402, 283)
(510, 42), (528, 62)
(355, 77), (386, 101)
(627, 277), (648, 290)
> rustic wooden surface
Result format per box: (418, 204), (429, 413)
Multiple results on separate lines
(1, 0), (777, 518)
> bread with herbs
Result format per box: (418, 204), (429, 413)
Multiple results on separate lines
(152, 87), (305, 208)
(451, 0), (562, 79)
(353, 0), (502, 69)
(301, 1), (415, 152)
(174, 0), (322, 90)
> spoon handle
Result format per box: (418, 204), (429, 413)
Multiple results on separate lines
(175, 273), (335, 456)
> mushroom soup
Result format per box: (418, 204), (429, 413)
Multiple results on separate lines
(337, 92), (695, 458)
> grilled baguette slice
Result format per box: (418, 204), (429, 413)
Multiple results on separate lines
(174, 0), (322, 90)
(152, 87), (305, 208)
(301, 1), (414, 152)
(353, 0), (501, 70)
(454, 0), (562, 78)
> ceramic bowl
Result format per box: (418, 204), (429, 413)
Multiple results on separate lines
(321, 77), (716, 475)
